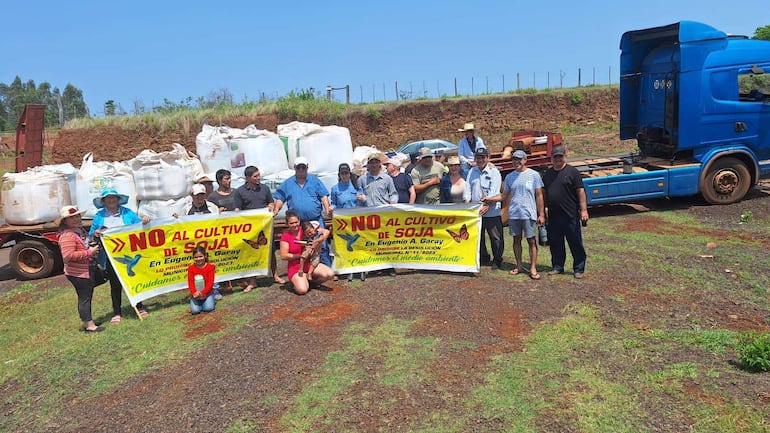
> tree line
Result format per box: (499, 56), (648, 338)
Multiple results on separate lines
(0, 76), (88, 132)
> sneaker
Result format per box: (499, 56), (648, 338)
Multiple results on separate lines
(347, 274), (354, 282)
(214, 294), (223, 301)
(574, 272), (584, 279)
(491, 263), (501, 271)
(547, 269), (563, 276)
(388, 269), (397, 276)
(360, 272), (367, 281)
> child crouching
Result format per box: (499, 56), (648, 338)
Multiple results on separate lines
(187, 246), (216, 314)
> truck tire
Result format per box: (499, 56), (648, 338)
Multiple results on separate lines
(10, 240), (57, 280)
(700, 157), (751, 205)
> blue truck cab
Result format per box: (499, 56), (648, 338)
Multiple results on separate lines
(583, 21), (770, 205)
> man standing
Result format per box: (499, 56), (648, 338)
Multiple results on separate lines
(457, 122), (486, 174)
(542, 146), (588, 279)
(357, 152), (398, 278)
(207, 169), (237, 212)
(410, 147), (444, 205)
(463, 147), (504, 269)
(273, 157), (332, 267)
(357, 153), (398, 206)
(273, 157), (331, 225)
(233, 165), (284, 290)
(385, 157), (415, 204)
(501, 150), (545, 279)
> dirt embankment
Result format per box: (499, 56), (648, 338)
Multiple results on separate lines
(53, 87), (620, 165)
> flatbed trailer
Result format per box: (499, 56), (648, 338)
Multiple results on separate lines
(0, 220), (92, 280)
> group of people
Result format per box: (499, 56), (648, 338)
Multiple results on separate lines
(59, 121), (589, 333)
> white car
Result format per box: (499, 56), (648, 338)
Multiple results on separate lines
(396, 139), (458, 157)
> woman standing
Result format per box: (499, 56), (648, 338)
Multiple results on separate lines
(58, 206), (103, 333)
(279, 210), (335, 295)
(89, 189), (150, 324)
(440, 156), (467, 203)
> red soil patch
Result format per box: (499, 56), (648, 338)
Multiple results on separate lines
(183, 313), (226, 338)
(267, 299), (357, 327)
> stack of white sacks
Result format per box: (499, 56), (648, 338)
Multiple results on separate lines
(0, 122), (355, 225)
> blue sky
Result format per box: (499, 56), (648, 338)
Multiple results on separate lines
(3, 0), (766, 116)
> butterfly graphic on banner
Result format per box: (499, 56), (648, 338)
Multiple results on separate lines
(446, 224), (469, 243)
(243, 231), (268, 249)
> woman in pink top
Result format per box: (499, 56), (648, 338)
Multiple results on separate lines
(58, 206), (103, 333)
(279, 210), (334, 295)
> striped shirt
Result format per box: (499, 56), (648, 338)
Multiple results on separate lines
(58, 228), (91, 278)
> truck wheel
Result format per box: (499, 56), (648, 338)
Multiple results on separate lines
(10, 240), (56, 280)
(700, 157), (751, 205)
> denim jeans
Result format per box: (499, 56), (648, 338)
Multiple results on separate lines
(190, 294), (216, 314)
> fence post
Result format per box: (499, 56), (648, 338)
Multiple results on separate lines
(502, 74), (505, 92)
(517, 73), (520, 91)
(578, 68), (582, 87)
(471, 77), (474, 96)
(395, 81), (399, 101)
(454, 78), (458, 97)
(346, 85), (350, 104)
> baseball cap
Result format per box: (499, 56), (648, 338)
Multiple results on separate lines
(551, 146), (566, 156)
(294, 156), (309, 167)
(512, 150), (527, 159)
(368, 152), (386, 163)
(474, 147), (489, 157)
(196, 175), (214, 183)
(192, 184), (207, 195)
(338, 163), (351, 173)
(417, 147), (433, 160)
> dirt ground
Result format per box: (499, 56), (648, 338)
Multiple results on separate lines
(51, 88), (622, 165)
(5, 89), (769, 432)
(36, 188), (768, 433)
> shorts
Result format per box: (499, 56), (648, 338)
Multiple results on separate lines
(508, 219), (537, 239)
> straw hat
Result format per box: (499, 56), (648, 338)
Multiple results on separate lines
(457, 122), (476, 132)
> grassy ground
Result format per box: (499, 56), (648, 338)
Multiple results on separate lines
(2, 194), (769, 432)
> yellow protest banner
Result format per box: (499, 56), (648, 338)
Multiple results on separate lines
(332, 203), (481, 273)
(101, 209), (273, 306)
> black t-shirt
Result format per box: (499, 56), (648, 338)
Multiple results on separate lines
(233, 184), (273, 210)
(208, 190), (237, 211)
(542, 164), (584, 218)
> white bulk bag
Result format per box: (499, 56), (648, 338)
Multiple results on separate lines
(229, 126), (289, 177)
(130, 150), (190, 200)
(138, 197), (190, 220)
(39, 163), (78, 205)
(167, 143), (205, 185)
(1, 169), (71, 225)
(278, 121), (322, 164)
(76, 153), (138, 218)
(196, 124), (234, 173)
(296, 125), (354, 173)
(262, 169), (295, 219)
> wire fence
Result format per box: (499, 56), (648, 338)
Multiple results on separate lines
(325, 66), (616, 104)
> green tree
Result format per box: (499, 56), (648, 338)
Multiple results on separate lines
(104, 100), (116, 117)
(754, 25), (770, 40)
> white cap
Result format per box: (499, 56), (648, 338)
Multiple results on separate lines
(294, 156), (309, 167)
(192, 184), (207, 195)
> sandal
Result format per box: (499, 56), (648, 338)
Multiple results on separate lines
(138, 309), (149, 319)
(243, 285), (254, 293)
(274, 276), (287, 285)
(529, 272), (542, 280)
(110, 315), (122, 324)
(509, 268), (525, 276)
